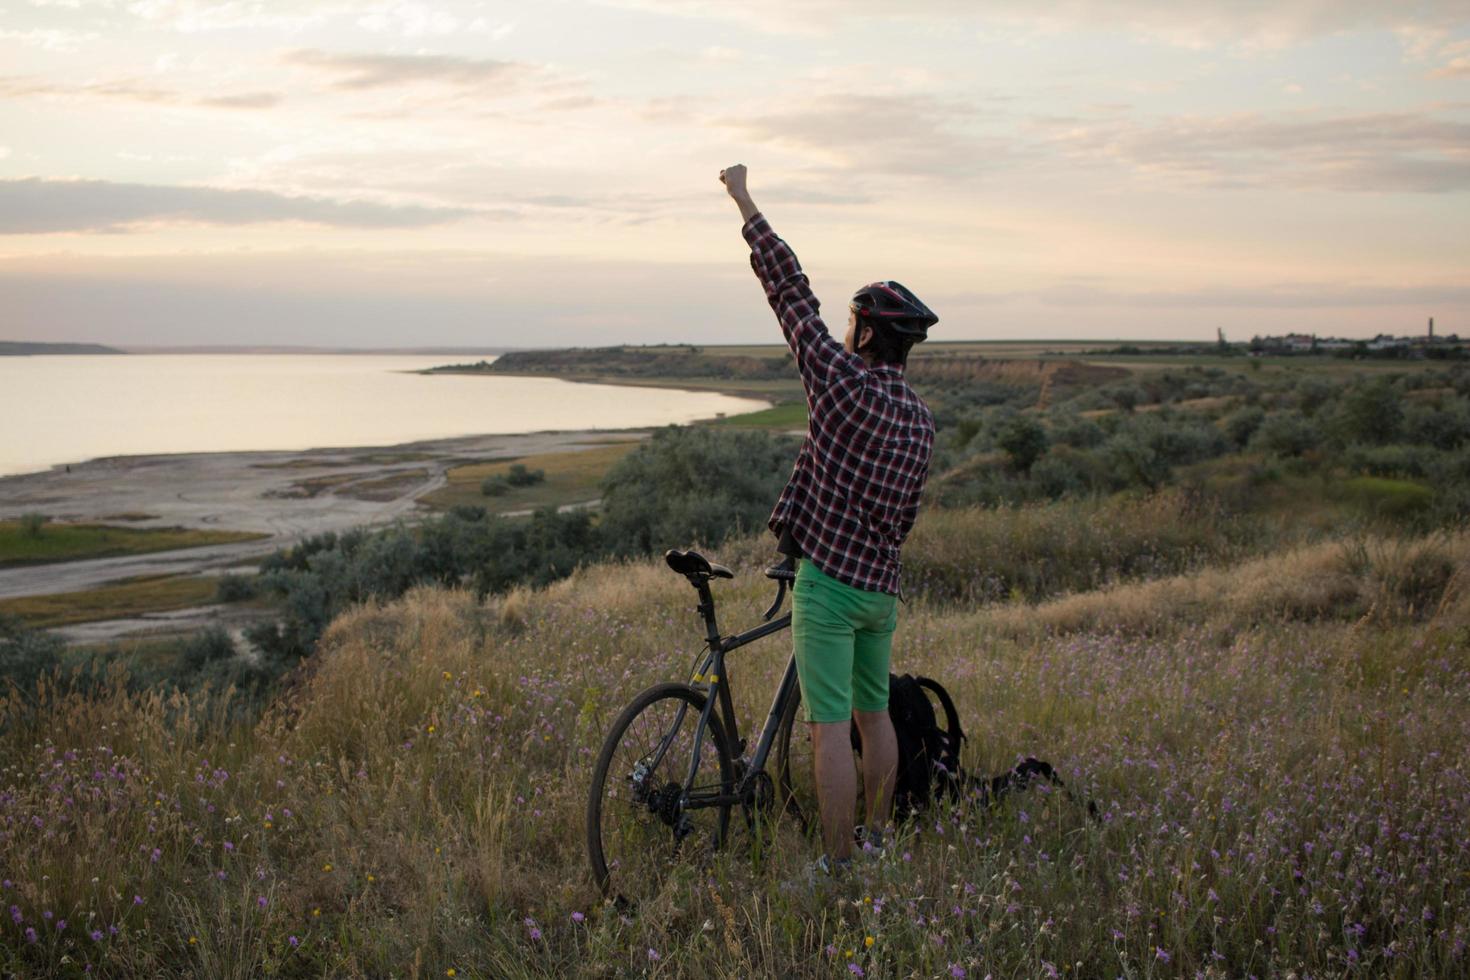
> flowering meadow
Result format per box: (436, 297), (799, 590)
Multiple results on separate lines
(2, 506), (1468, 977)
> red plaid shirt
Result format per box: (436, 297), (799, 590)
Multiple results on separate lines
(742, 212), (934, 596)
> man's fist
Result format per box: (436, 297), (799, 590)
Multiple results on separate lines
(719, 164), (748, 198)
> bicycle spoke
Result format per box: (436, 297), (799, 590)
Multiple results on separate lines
(587, 684), (732, 902)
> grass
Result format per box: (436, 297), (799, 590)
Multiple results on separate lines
(710, 400), (808, 430)
(0, 574), (220, 627)
(0, 522), (265, 568)
(419, 442), (641, 513)
(2, 518), (1467, 977)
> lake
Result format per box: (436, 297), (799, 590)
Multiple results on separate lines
(0, 354), (766, 477)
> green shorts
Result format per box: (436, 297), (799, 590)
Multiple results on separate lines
(791, 558), (898, 724)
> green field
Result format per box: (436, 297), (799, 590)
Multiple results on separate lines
(0, 521), (265, 568)
(710, 400), (808, 429)
(419, 442), (641, 513)
(0, 574), (219, 627)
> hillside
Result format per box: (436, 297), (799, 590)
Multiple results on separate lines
(0, 341), (124, 356)
(3, 497), (1467, 976)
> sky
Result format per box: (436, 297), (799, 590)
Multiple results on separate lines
(1, 0), (1468, 347)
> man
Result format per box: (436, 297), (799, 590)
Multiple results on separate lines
(720, 164), (937, 869)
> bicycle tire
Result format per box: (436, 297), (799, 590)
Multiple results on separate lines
(586, 682), (734, 901)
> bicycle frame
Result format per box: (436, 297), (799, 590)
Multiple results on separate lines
(666, 575), (798, 813)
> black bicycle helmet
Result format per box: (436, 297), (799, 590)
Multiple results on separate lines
(849, 280), (938, 341)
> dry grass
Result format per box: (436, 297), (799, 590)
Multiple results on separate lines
(0, 574), (220, 627)
(3, 524), (1468, 976)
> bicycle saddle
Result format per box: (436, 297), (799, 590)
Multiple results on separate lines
(664, 549), (734, 581)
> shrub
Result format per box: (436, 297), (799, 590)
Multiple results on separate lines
(1343, 444), (1435, 480)
(1336, 378), (1404, 445)
(1403, 402), (1470, 450)
(1110, 385), (1142, 413)
(480, 476), (509, 496)
(216, 574), (257, 602)
(997, 415), (1049, 473)
(179, 628), (237, 673)
(1051, 413), (1104, 449)
(504, 464), (545, 487)
(1029, 446), (1114, 500)
(1251, 411), (1319, 457)
(1222, 406), (1266, 448)
(599, 426), (796, 556)
(18, 513), (49, 538)
(0, 615), (63, 693)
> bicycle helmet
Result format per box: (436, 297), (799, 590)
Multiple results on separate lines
(850, 281), (938, 341)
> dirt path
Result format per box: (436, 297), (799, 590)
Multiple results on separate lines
(0, 430), (644, 603)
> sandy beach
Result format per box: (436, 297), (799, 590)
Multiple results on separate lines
(0, 429), (645, 604)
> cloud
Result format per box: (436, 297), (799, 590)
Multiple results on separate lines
(0, 27), (98, 51)
(598, 0), (1469, 46)
(0, 75), (181, 104)
(720, 93), (1010, 178)
(1043, 108), (1470, 193)
(280, 48), (534, 91)
(197, 92), (285, 109)
(0, 178), (488, 233)
(1024, 281), (1470, 309)
(1431, 39), (1470, 77)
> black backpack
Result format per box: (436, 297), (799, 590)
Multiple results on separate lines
(852, 673), (1099, 820)
(851, 673), (967, 816)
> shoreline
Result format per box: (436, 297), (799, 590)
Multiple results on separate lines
(0, 428), (653, 604)
(421, 367), (798, 404)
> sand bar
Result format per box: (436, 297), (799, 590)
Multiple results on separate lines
(0, 430), (645, 601)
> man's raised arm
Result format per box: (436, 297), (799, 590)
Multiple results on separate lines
(720, 164), (854, 393)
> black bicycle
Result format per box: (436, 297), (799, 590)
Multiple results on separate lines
(585, 548), (817, 901)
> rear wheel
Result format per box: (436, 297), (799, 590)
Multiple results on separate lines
(586, 683), (733, 902)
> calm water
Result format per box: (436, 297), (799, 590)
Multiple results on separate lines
(0, 355), (766, 477)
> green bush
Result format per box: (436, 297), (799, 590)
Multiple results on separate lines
(1343, 444), (1435, 479)
(0, 615), (63, 693)
(505, 464), (545, 487)
(599, 426), (797, 556)
(180, 627), (237, 673)
(1223, 406), (1266, 448)
(1336, 378), (1404, 445)
(1051, 413), (1104, 449)
(216, 574), (257, 602)
(1251, 410), (1319, 457)
(480, 476), (509, 496)
(997, 415), (1049, 473)
(1403, 402), (1470, 450)
(18, 513), (49, 538)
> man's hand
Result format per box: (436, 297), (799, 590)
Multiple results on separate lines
(720, 164), (759, 222)
(719, 164), (747, 198)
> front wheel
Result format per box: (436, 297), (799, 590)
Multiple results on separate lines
(586, 683), (734, 902)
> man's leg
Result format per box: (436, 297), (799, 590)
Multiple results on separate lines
(851, 594), (899, 832)
(810, 720), (857, 861)
(852, 709), (897, 831)
(791, 560), (859, 863)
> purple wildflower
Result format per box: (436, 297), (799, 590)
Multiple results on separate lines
(1156, 948), (1171, 963)
(25, 927), (38, 944)
(570, 911), (585, 923)
(289, 935), (300, 948)
(648, 948), (660, 962)
(91, 930), (104, 941)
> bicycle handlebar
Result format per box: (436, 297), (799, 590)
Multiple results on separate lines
(761, 555), (797, 621)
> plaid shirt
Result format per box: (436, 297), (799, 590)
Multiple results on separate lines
(742, 212), (934, 596)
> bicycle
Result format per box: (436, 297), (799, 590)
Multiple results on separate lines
(585, 548), (816, 902)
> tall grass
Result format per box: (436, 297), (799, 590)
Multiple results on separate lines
(2, 522), (1468, 976)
